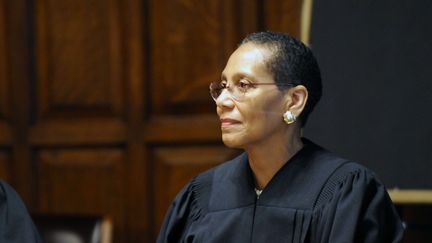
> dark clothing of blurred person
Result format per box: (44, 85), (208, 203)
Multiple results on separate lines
(0, 180), (42, 242)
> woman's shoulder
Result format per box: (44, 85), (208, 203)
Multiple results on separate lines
(299, 139), (388, 207)
(301, 139), (376, 181)
(313, 158), (385, 209)
(308, 159), (404, 242)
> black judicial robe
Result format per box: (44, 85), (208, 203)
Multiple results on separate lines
(0, 180), (42, 242)
(157, 140), (404, 243)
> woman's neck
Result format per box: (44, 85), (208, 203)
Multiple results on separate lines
(246, 132), (303, 190)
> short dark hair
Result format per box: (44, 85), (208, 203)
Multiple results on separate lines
(241, 31), (322, 127)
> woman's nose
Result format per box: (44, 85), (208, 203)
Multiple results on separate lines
(215, 89), (235, 108)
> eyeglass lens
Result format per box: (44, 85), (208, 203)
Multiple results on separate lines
(209, 82), (243, 101)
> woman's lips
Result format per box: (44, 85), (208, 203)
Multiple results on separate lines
(220, 118), (241, 127)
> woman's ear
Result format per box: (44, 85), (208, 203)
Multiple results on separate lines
(284, 85), (308, 117)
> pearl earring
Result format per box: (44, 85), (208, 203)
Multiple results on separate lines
(283, 111), (296, 124)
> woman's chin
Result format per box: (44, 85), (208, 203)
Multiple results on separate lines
(221, 134), (244, 148)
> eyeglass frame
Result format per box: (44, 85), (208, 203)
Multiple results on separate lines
(209, 81), (297, 102)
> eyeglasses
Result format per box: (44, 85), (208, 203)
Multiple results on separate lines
(209, 80), (296, 102)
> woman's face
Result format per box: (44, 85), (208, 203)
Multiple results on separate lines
(216, 43), (288, 149)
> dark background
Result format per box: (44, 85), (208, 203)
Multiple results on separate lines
(306, 0), (432, 189)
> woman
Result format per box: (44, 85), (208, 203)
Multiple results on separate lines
(157, 32), (404, 242)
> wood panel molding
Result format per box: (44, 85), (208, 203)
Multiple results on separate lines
(300, 0), (314, 45)
(389, 189), (432, 204)
(122, 0), (149, 241)
(35, 0), (124, 120)
(0, 4), (12, 143)
(29, 118), (126, 145)
(143, 114), (221, 143)
(0, 0), (9, 121)
(6, 0), (34, 203)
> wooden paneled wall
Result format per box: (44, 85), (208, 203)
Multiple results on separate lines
(0, 0), (302, 242)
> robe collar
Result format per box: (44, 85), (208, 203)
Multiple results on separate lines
(209, 138), (329, 211)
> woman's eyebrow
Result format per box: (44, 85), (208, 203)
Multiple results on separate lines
(233, 72), (258, 83)
(220, 72), (257, 83)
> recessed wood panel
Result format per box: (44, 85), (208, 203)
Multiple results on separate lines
(143, 115), (221, 143)
(0, 149), (11, 182)
(36, 148), (125, 241)
(153, 145), (239, 231)
(149, 0), (238, 115)
(37, 148), (124, 212)
(35, 0), (124, 119)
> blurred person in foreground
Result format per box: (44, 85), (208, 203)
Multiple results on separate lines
(0, 180), (41, 242)
(157, 31), (404, 242)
